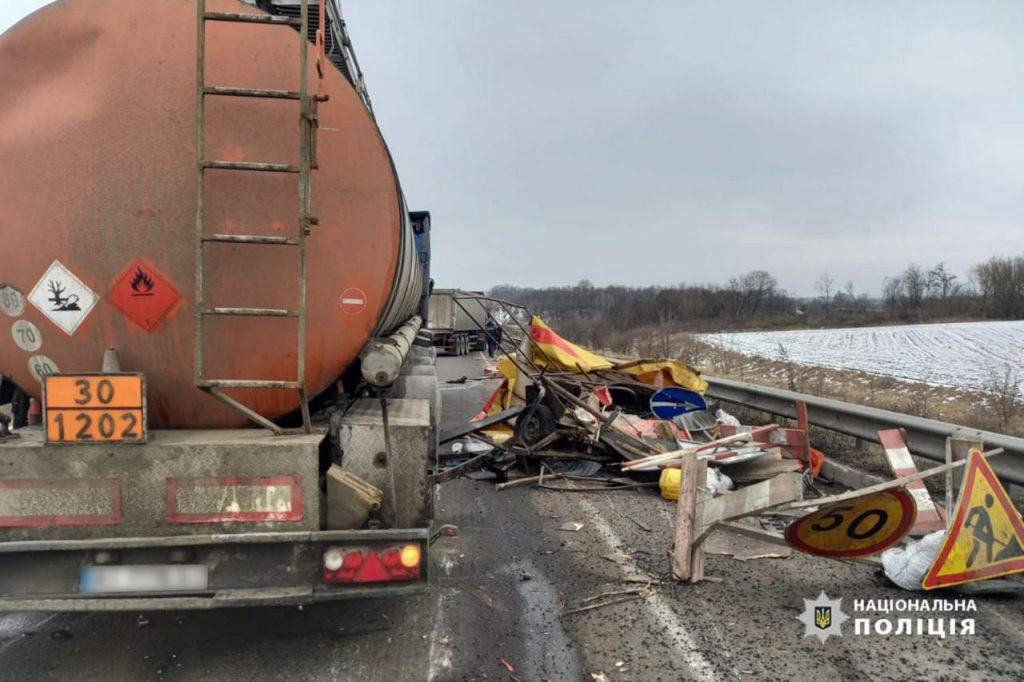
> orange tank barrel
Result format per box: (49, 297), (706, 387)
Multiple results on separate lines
(0, 0), (422, 428)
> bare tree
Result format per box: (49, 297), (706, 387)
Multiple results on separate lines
(985, 362), (1021, 428)
(882, 276), (902, 315)
(777, 342), (801, 391)
(815, 272), (834, 319)
(927, 262), (959, 303)
(727, 270), (780, 318)
(902, 264), (927, 313)
(973, 255), (1024, 319)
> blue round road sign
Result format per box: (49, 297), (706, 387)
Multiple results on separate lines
(649, 387), (708, 419)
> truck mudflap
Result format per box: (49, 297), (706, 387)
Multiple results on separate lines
(0, 528), (429, 612)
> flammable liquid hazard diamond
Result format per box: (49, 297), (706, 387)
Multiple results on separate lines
(108, 259), (182, 332)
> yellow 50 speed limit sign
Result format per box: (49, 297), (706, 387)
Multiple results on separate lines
(786, 488), (917, 558)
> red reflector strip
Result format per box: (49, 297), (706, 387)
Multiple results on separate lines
(166, 475), (303, 523)
(0, 478), (122, 527)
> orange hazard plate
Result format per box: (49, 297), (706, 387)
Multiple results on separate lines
(43, 374), (146, 444)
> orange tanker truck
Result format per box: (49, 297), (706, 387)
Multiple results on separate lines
(0, 0), (440, 609)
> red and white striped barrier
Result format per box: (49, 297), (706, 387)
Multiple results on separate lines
(878, 428), (946, 533)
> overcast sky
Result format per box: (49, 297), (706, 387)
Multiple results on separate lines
(5, 2), (1024, 295)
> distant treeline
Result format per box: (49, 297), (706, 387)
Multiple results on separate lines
(490, 254), (1024, 349)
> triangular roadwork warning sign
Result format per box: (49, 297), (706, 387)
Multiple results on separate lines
(922, 449), (1024, 589)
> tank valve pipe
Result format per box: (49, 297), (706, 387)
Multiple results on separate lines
(359, 315), (423, 387)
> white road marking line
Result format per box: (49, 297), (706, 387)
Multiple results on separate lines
(509, 559), (581, 679)
(426, 589), (454, 681)
(0, 613), (58, 655)
(577, 497), (721, 681)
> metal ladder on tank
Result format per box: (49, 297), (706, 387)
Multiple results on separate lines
(193, 0), (328, 434)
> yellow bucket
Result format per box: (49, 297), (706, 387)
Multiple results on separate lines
(659, 468), (681, 501)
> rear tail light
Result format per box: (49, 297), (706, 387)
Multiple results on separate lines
(322, 544), (422, 583)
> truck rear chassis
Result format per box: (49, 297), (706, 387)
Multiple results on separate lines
(0, 528), (428, 611)
(0, 385), (438, 611)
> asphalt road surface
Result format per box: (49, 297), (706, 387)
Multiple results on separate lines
(0, 352), (1022, 681)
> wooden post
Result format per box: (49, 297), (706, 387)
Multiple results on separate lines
(671, 451), (700, 580)
(944, 437), (953, 529)
(947, 437), (983, 525)
(689, 457), (708, 583)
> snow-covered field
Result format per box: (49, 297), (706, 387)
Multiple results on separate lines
(699, 320), (1024, 395)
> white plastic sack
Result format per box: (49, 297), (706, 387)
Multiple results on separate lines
(450, 438), (494, 455)
(707, 467), (734, 493)
(880, 530), (946, 591)
(716, 408), (741, 427)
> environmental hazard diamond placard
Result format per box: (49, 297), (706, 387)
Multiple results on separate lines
(108, 259), (183, 332)
(27, 260), (99, 335)
(922, 449), (1024, 589)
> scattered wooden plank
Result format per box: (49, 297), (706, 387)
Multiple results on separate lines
(696, 473), (803, 543)
(719, 424), (809, 463)
(717, 521), (791, 547)
(721, 452), (801, 484)
(704, 527), (792, 560)
(623, 424), (780, 470)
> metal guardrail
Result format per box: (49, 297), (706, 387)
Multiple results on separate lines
(704, 376), (1024, 486)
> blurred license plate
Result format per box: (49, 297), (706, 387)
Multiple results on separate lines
(80, 565), (208, 594)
